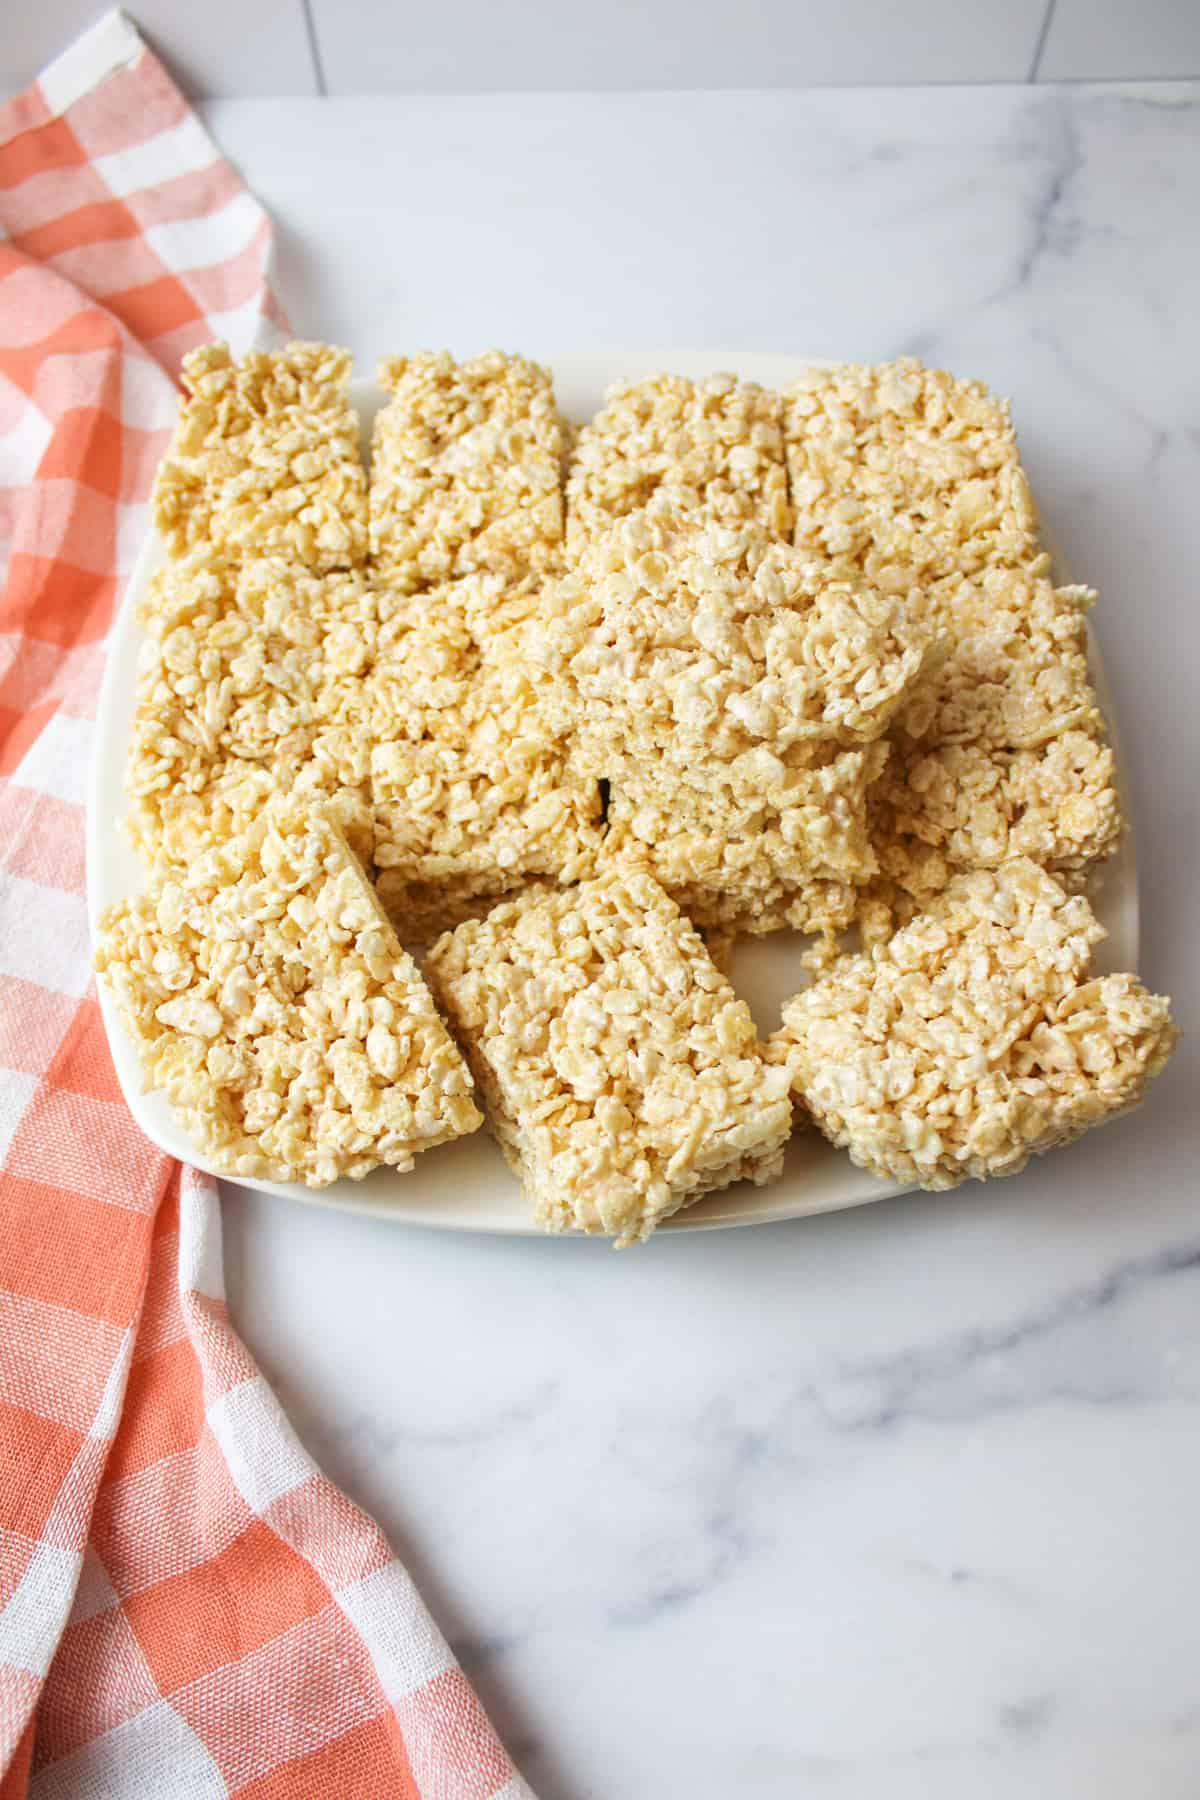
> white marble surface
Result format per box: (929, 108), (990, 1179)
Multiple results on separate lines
(210, 84), (1200, 1799)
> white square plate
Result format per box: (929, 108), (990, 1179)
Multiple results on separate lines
(87, 351), (1139, 1236)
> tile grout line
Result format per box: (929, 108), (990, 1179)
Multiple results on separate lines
(1028, 0), (1061, 83)
(299, 0), (329, 96)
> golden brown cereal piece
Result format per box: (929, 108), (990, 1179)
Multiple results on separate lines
(370, 349), (566, 592)
(368, 574), (601, 940)
(566, 372), (792, 552)
(426, 871), (794, 1245)
(124, 552), (378, 871)
(784, 358), (1038, 593)
(542, 513), (935, 781)
(153, 342), (368, 570)
(772, 860), (1176, 1189)
(96, 801), (482, 1184)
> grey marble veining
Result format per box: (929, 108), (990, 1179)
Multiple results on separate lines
(213, 81), (1199, 1800)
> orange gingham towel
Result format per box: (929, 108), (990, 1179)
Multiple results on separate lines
(0, 15), (534, 1798)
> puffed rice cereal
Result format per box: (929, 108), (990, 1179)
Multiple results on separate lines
(153, 342), (368, 570)
(96, 800), (482, 1184)
(784, 358), (1038, 592)
(566, 371), (792, 552)
(772, 859), (1176, 1189)
(370, 350), (566, 591)
(426, 871), (794, 1244)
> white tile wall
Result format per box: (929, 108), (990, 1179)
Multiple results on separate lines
(0, 0), (317, 100)
(1039, 0), (1200, 80)
(1, 0), (1197, 103)
(309, 0), (1048, 92)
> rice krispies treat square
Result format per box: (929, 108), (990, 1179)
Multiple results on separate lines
(426, 872), (794, 1245)
(897, 564), (1100, 751)
(153, 342), (368, 571)
(369, 349), (566, 592)
(872, 729), (1122, 889)
(96, 801), (482, 1185)
(565, 372), (792, 553)
(772, 859), (1176, 1190)
(125, 552), (379, 870)
(605, 732), (885, 895)
(865, 563), (1120, 909)
(368, 575), (602, 940)
(541, 513), (935, 780)
(601, 779), (868, 939)
(784, 358), (1038, 593)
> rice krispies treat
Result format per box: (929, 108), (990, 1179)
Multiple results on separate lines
(606, 735), (886, 892)
(541, 513), (935, 778)
(601, 784), (866, 939)
(368, 574), (601, 940)
(426, 872), (793, 1245)
(153, 342), (368, 571)
(772, 860), (1176, 1190)
(873, 730), (1122, 889)
(785, 359), (1038, 593)
(96, 801), (482, 1184)
(369, 350), (566, 592)
(897, 564), (1100, 751)
(125, 552), (378, 870)
(565, 372), (792, 553)
(865, 564), (1120, 910)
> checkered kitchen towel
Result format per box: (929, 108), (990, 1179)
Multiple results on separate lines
(0, 14), (532, 1797)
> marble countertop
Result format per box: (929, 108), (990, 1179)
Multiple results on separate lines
(208, 82), (1199, 1799)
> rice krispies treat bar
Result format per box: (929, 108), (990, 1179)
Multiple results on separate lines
(897, 564), (1100, 751)
(153, 342), (368, 571)
(604, 738), (888, 907)
(125, 552), (378, 870)
(784, 358), (1038, 593)
(601, 782), (867, 938)
(565, 373), (792, 554)
(369, 350), (566, 592)
(368, 574), (601, 940)
(873, 730), (1122, 892)
(542, 513), (936, 778)
(866, 567), (1120, 908)
(771, 860), (1176, 1190)
(96, 801), (482, 1184)
(426, 871), (794, 1245)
